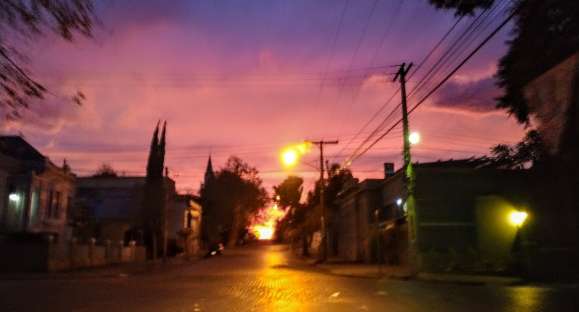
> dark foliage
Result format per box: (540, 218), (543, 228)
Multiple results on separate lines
(0, 0), (94, 121)
(201, 156), (268, 246)
(92, 163), (117, 177)
(276, 164), (354, 255)
(273, 176), (303, 210)
(427, 0), (579, 124)
(487, 130), (546, 169)
(427, 0), (493, 16)
(142, 121), (167, 257)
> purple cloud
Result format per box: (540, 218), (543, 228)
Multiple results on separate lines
(431, 76), (500, 112)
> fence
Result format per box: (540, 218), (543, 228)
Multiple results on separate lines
(0, 238), (146, 272)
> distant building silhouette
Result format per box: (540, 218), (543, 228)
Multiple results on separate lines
(74, 175), (177, 246)
(204, 155), (215, 183)
(175, 194), (202, 258)
(200, 155), (219, 247)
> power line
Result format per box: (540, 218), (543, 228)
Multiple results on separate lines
(331, 0), (405, 162)
(344, 1), (505, 165)
(408, 0), (508, 100)
(333, 0), (380, 108)
(347, 3), (518, 164)
(316, 0), (351, 103)
(339, 12), (467, 166)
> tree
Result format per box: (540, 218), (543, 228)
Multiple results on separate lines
(276, 164), (354, 257)
(487, 130), (546, 169)
(142, 121), (167, 259)
(324, 164), (354, 256)
(205, 156), (268, 247)
(92, 163), (117, 177)
(274, 176), (303, 210)
(427, 0), (579, 124)
(0, 0), (95, 121)
(273, 176), (304, 247)
(325, 163), (354, 215)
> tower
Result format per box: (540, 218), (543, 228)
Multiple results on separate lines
(204, 155), (215, 184)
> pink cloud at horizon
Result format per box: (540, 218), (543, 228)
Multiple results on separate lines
(0, 0), (526, 193)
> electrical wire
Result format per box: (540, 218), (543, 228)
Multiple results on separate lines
(347, 3), (518, 164)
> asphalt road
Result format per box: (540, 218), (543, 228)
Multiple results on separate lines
(0, 244), (577, 311)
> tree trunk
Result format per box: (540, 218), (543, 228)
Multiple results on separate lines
(152, 232), (158, 261)
(227, 205), (242, 247)
(301, 229), (309, 257)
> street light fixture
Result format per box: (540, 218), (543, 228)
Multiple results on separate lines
(409, 131), (421, 145)
(509, 211), (528, 227)
(8, 193), (20, 203)
(281, 148), (299, 167)
(396, 198), (403, 206)
(280, 142), (312, 168)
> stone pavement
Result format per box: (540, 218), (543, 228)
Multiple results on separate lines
(0, 244), (577, 311)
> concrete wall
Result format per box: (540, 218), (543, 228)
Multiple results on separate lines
(337, 194), (358, 261)
(475, 196), (520, 272)
(524, 52), (578, 155)
(0, 240), (146, 272)
(413, 168), (529, 273)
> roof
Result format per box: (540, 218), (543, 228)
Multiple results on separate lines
(77, 175), (176, 189)
(0, 136), (46, 162)
(414, 157), (490, 169)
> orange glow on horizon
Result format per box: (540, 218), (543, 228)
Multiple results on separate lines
(249, 203), (286, 240)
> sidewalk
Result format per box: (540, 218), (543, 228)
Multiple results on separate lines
(0, 255), (200, 281)
(285, 254), (523, 285)
(416, 272), (523, 286)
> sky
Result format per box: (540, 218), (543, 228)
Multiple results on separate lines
(0, 0), (526, 193)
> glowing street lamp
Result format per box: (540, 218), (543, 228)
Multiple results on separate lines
(509, 210), (528, 227)
(8, 193), (20, 203)
(408, 131), (421, 145)
(281, 148), (299, 167)
(280, 142), (312, 168)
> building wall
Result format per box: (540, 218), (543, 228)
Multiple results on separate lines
(27, 165), (75, 239)
(337, 194), (358, 261)
(75, 176), (177, 252)
(335, 180), (383, 263)
(524, 52), (578, 155)
(336, 165), (530, 273)
(0, 159), (74, 239)
(523, 52), (579, 281)
(413, 167), (529, 272)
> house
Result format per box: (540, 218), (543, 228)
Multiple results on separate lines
(334, 178), (383, 262)
(74, 176), (177, 252)
(175, 194), (202, 257)
(522, 51), (579, 280)
(0, 136), (75, 241)
(336, 160), (530, 274)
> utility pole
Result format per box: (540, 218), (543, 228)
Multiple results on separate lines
(393, 62), (413, 184)
(393, 62), (417, 271)
(309, 139), (338, 262)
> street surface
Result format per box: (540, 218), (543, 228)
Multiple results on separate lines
(0, 244), (577, 311)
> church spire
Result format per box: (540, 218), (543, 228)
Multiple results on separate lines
(204, 155), (215, 183)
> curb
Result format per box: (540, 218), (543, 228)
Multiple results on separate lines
(415, 273), (525, 286)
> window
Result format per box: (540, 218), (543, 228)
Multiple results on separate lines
(53, 191), (61, 219)
(46, 189), (53, 218)
(66, 196), (73, 221)
(29, 187), (40, 225)
(45, 189), (62, 219)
